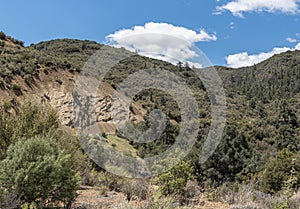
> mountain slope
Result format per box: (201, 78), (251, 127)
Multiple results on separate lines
(1, 33), (300, 186)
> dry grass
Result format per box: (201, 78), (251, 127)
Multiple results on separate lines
(210, 182), (300, 209)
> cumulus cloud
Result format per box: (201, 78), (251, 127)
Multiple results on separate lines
(226, 42), (300, 68)
(216, 0), (299, 17)
(287, 37), (298, 43)
(106, 22), (217, 67)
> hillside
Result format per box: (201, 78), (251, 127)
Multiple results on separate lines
(1, 32), (300, 209)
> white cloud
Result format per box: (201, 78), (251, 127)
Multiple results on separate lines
(229, 22), (235, 29)
(106, 22), (216, 67)
(216, 0), (299, 17)
(287, 37), (298, 43)
(226, 43), (300, 68)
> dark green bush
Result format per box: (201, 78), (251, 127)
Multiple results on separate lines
(12, 83), (21, 90)
(199, 125), (254, 186)
(0, 101), (59, 159)
(259, 149), (300, 194)
(0, 136), (80, 208)
(157, 161), (194, 196)
(0, 31), (6, 40)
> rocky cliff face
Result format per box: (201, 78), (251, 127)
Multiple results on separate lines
(39, 75), (146, 134)
(0, 63), (146, 135)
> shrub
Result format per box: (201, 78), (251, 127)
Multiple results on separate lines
(14, 101), (59, 140)
(259, 149), (300, 194)
(145, 193), (175, 209)
(156, 161), (195, 197)
(24, 74), (33, 85)
(121, 179), (150, 201)
(0, 136), (81, 208)
(0, 77), (4, 87)
(102, 132), (108, 138)
(22, 202), (37, 209)
(0, 101), (63, 160)
(12, 83), (21, 92)
(0, 31), (6, 40)
(94, 171), (126, 192)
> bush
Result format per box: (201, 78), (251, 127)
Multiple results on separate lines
(0, 31), (6, 40)
(24, 74), (33, 85)
(145, 195), (175, 209)
(259, 149), (300, 194)
(121, 179), (150, 201)
(102, 132), (108, 138)
(156, 161), (195, 197)
(12, 83), (21, 94)
(0, 101), (59, 160)
(0, 136), (81, 208)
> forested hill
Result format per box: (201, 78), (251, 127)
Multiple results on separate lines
(1, 32), (300, 208)
(219, 50), (300, 102)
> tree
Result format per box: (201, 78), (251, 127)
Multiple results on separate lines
(199, 125), (253, 186)
(0, 136), (80, 208)
(275, 125), (298, 152)
(0, 31), (6, 40)
(259, 149), (300, 194)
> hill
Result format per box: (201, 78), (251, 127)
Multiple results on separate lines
(1, 31), (300, 208)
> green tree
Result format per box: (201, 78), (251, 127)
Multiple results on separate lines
(275, 125), (297, 152)
(0, 31), (6, 40)
(199, 125), (253, 186)
(259, 149), (300, 194)
(0, 136), (80, 208)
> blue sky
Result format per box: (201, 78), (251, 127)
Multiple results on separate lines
(0, 0), (299, 67)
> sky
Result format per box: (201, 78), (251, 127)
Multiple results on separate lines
(0, 0), (299, 68)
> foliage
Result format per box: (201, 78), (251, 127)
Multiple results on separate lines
(145, 194), (175, 209)
(1, 33), (300, 207)
(0, 31), (6, 40)
(259, 150), (300, 194)
(0, 101), (90, 181)
(282, 158), (298, 197)
(0, 101), (59, 159)
(199, 125), (254, 186)
(273, 202), (290, 209)
(0, 136), (80, 208)
(225, 51), (300, 102)
(85, 169), (126, 191)
(12, 83), (22, 95)
(120, 179), (150, 201)
(22, 202), (37, 209)
(156, 161), (195, 196)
